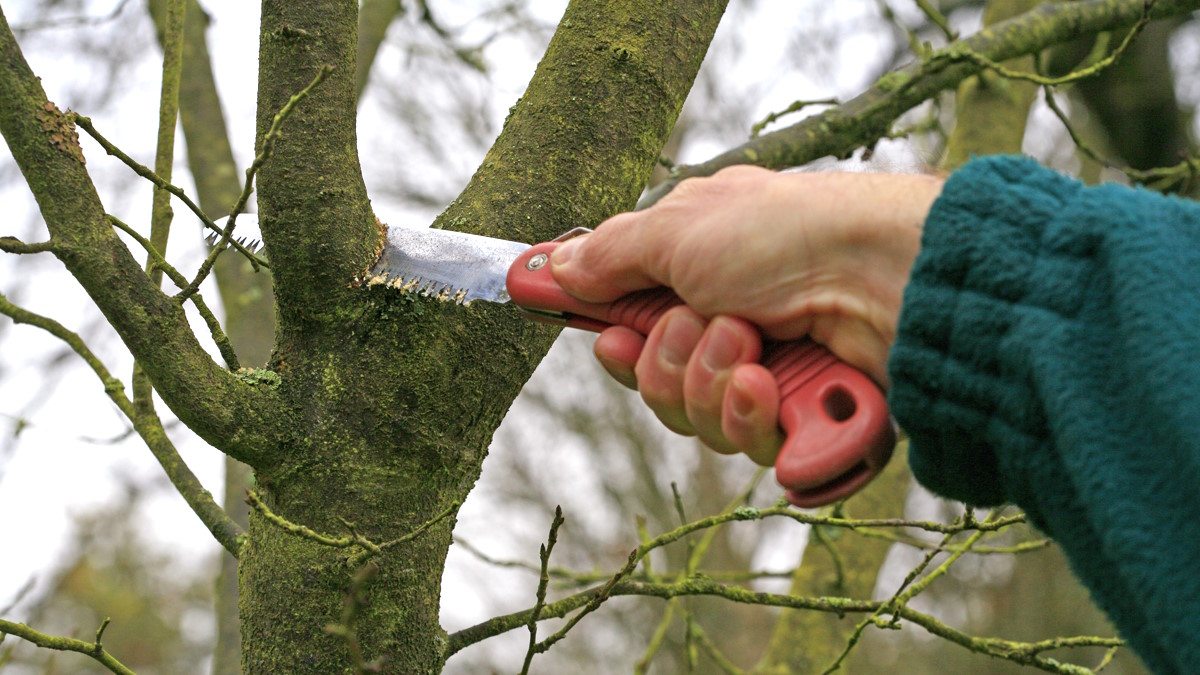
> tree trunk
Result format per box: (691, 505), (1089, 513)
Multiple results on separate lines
(237, 1), (727, 671)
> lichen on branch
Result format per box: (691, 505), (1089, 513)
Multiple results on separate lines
(643, 0), (1200, 205)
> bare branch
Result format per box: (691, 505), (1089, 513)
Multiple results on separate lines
(520, 506), (565, 675)
(0, 7), (286, 464)
(107, 215), (239, 370)
(643, 0), (1200, 206)
(0, 617), (136, 675)
(449, 574), (1122, 672)
(72, 115), (268, 270)
(1042, 86), (1200, 192)
(11, 0), (134, 34)
(914, 0), (957, 41)
(0, 292), (245, 556)
(0, 236), (55, 254)
(246, 489), (381, 554)
(936, 0), (1156, 86)
(176, 64), (334, 300)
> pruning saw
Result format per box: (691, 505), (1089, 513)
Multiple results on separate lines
(210, 217), (896, 507)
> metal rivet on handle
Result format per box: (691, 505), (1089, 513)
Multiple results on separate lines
(526, 253), (548, 271)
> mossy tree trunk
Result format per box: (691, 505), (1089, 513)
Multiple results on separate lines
(240, 1), (727, 672)
(0, 0), (725, 670)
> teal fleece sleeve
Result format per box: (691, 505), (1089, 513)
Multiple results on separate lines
(887, 155), (1200, 675)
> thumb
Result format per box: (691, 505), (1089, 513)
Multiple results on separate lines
(549, 213), (669, 303)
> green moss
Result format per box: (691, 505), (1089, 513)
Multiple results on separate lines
(875, 70), (912, 91)
(237, 2), (729, 673)
(235, 367), (282, 389)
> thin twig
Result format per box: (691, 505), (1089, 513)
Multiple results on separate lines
(448, 574), (1122, 672)
(247, 490), (459, 568)
(853, 524), (1051, 554)
(0, 618), (135, 675)
(108, 215), (240, 370)
(520, 506), (565, 675)
(822, 508), (998, 673)
(751, 98), (839, 137)
(875, 0), (926, 56)
(0, 291), (244, 556)
(178, 64), (334, 300)
(348, 499), (461, 567)
(534, 548), (640, 654)
(1042, 86), (1200, 192)
(12, 0), (133, 34)
(914, 0), (957, 41)
(71, 115), (268, 269)
(936, 0), (1156, 86)
(245, 489), (381, 554)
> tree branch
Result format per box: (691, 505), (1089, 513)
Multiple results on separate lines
(254, 1), (377, 330)
(356, 0), (403, 98)
(0, 618), (135, 675)
(0, 7), (287, 467)
(643, 0), (1200, 205)
(0, 292), (245, 557)
(107, 215), (240, 370)
(448, 575), (1122, 672)
(178, 65), (332, 301)
(447, 501), (1030, 658)
(520, 506), (565, 675)
(0, 236), (55, 254)
(71, 115), (268, 269)
(146, 0), (185, 288)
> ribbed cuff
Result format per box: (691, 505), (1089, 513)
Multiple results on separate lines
(886, 155), (1081, 506)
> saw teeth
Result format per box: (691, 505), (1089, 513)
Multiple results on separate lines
(204, 232), (264, 254)
(368, 273), (472, 305)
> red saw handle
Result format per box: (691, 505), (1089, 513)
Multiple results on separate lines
(508, 241), (895, 508)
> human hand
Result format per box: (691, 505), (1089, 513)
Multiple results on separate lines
(549, 165), (942, 465)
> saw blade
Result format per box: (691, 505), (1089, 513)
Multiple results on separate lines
(208, 214), (265, 255)
(366, 225), (529, 305)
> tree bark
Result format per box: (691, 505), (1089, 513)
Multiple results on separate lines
(238, 1), (727, 671)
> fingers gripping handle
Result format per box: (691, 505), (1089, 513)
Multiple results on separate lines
(508, 242), (895, 507)
(764, 341), (895, 508)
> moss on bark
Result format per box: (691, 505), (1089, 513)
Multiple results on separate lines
(237, 1), (727, 672)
